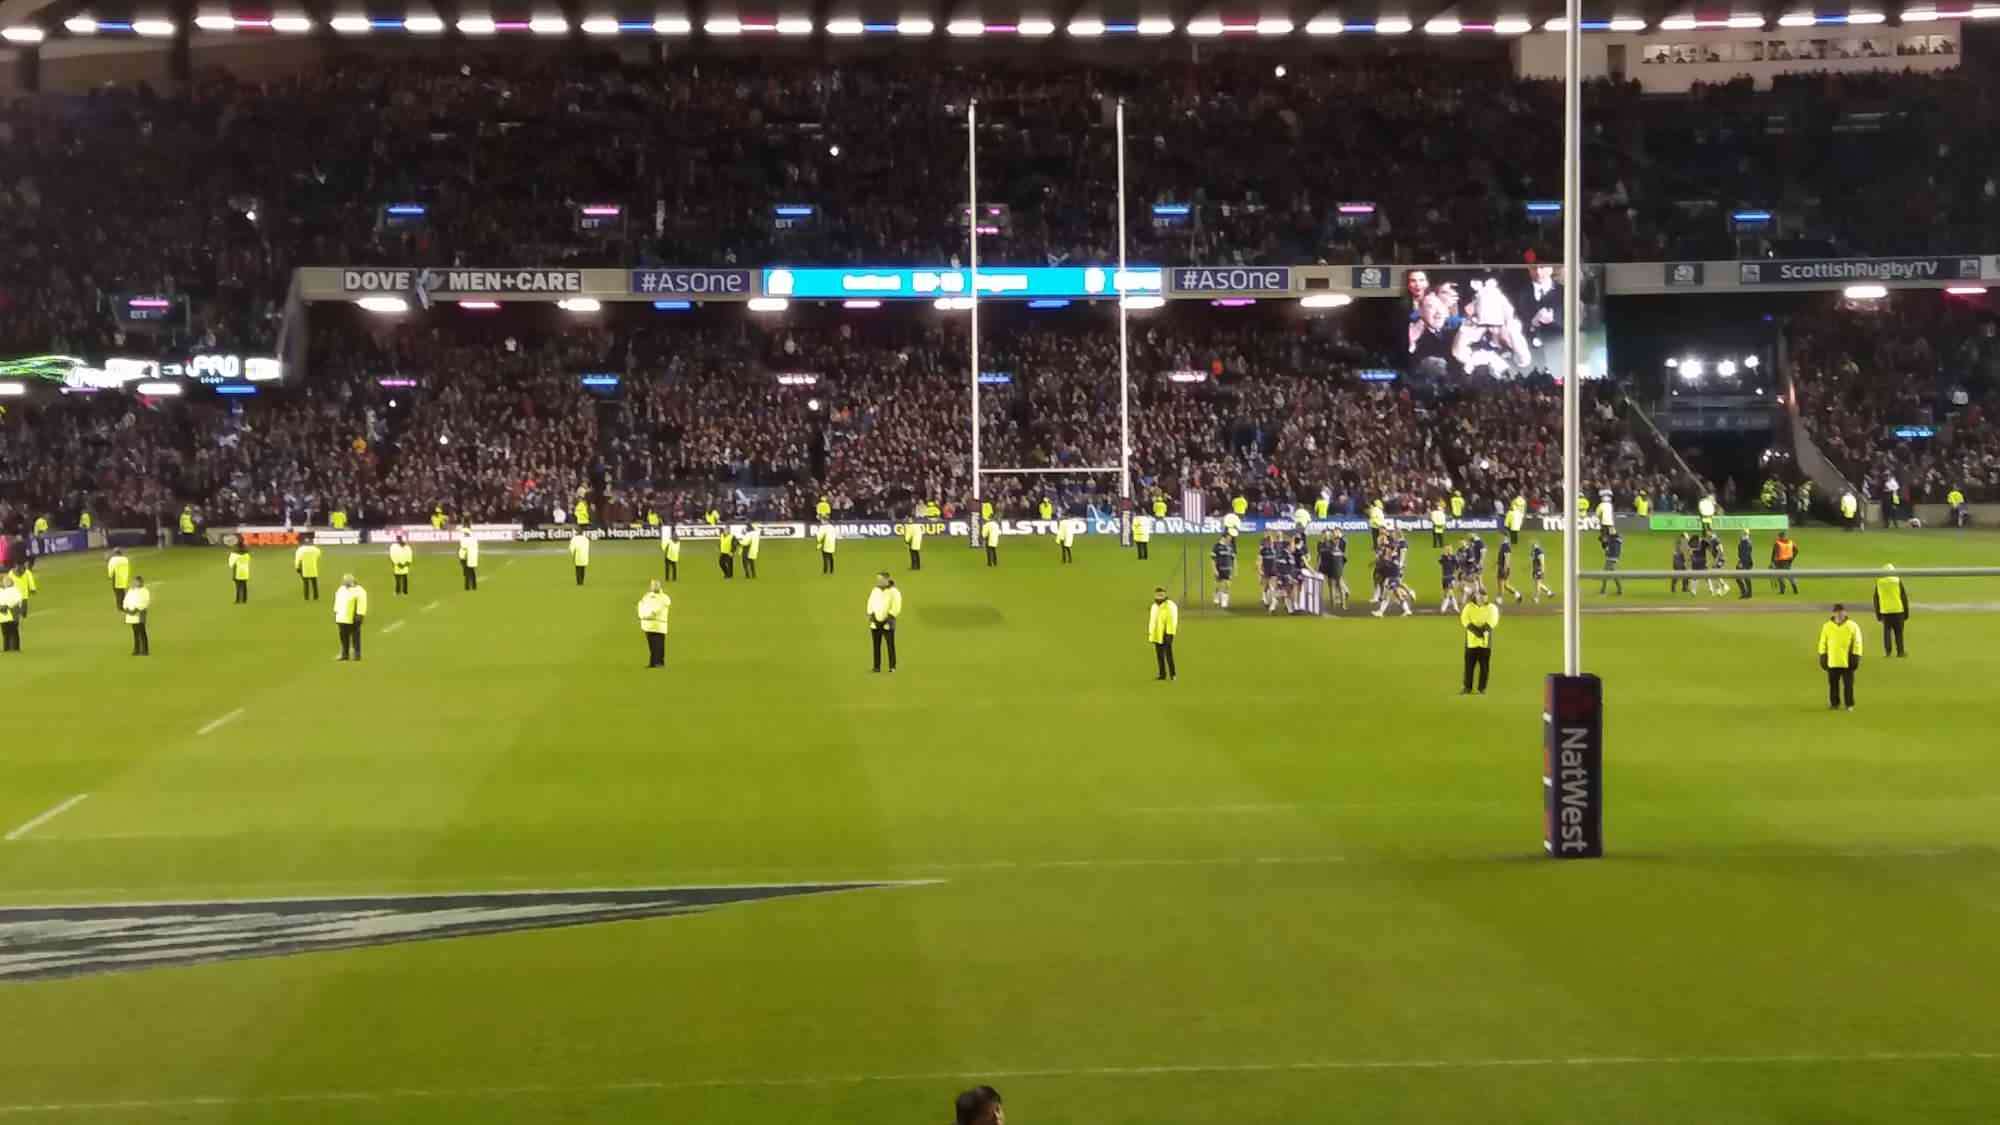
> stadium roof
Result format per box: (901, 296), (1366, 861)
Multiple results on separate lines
(0, 0), (1941, 49)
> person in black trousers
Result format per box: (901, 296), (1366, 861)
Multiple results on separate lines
(1873, 566), (1910, 657)
(866, 572), (901, 673)
(0, 574), (20, 653)
(125, 576), (150, 656)
(1459, 588), (1496, 695)
(1771, 532), (1800, 594)
(1818, 604), (1863, 710)
(1148, 587), (1179, 681)
(1598, 530), (1624, 595)
(1735, 530), (1755, 599)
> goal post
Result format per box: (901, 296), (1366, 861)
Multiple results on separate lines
(962, 100), (1136, 531)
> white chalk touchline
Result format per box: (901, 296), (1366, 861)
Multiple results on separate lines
(421, 600), (440, 612)
(0, 1050), (1992, 1114)
(195, 708), (245, 736)
(381, 621), (406, 635)
(4, 795), (89, 843)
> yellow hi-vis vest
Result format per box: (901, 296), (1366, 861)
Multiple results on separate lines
(1460, 602), (1500, 649)
(1147, 599), (1180, 643)
(638, 592), (671, 633)
(333, 585), (368, 624)
(1874, 575), (1906, 615)
(1818, 618), (1863, 668)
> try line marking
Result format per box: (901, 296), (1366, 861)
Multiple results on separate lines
(195, 708), (245, 736)
(4, 795), (89, 843)
(381, 621), (406, 635)
(0, 1050), (1992, 1114)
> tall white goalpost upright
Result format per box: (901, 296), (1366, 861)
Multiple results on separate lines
(1545, 0), (1606, 861)
(1117, 98), (1132, 505)
(968, 99), (982, 505)
(1561, 0), (1582, 680)
(962, 94), (1134, 537)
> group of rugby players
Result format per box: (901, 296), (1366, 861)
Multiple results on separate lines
(1207, 521), (1571, 618)
(1669, 529), (1737, 597)
(1434, 529), (1557, 615)
(1207, 528), (1358, 614)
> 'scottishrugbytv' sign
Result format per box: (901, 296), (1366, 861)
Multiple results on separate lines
(1737, 257), (1982, 285)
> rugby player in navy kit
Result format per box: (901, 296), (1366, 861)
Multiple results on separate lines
(1497, 536), (1522, 604)
(1210, 533), (1236, 609)
(1373, 532), (1415, 617)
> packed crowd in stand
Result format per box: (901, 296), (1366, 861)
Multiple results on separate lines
(6, 53), (2000, 362)
(0, 309), (1675, 532)
(1788, 294), (2000, 502)
(7, 49), (1994, 532)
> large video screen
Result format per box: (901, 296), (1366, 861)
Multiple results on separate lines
(1402, 266), (1605, 382)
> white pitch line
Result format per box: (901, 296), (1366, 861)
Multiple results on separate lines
(0, 1050), (1992, 1114)
(195, 708), (245, 737)
(1123, 803), (1304, 815)
(381, 621), (406, 635)
(421, 600), (440, 612)
(6, 846), (1985, 897)
(4, 795), (89, 843)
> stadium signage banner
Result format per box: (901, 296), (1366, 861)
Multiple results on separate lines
(28, 530), (92, 556)
(1350, 266), (1394, 290)
(1664, 262), (1705, 287)
(1737, 257), (1982, 285)
(1169, 267), (1292, 295)
(340, 268), (587, 302)
(1543, 674), (1605, 859)
(762, 266), (1164, 300)
(218, 526), (365, 547)
(365, 524), (520, 544)
(1647, 514), (1789, 531)
(631, 269), (755, 297)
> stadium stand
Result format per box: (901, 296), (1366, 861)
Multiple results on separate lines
(5, 56), (2000, 363)
(1789, 296), (2000, 502)
(2, 305), (1673, 528)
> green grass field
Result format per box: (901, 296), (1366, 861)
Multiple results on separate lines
(3, 525), (1999, 1124)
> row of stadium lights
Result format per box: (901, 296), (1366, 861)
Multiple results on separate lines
(11, 8), (1995, 41)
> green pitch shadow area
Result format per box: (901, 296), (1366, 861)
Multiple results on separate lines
(1, 527), (1997, 1123)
